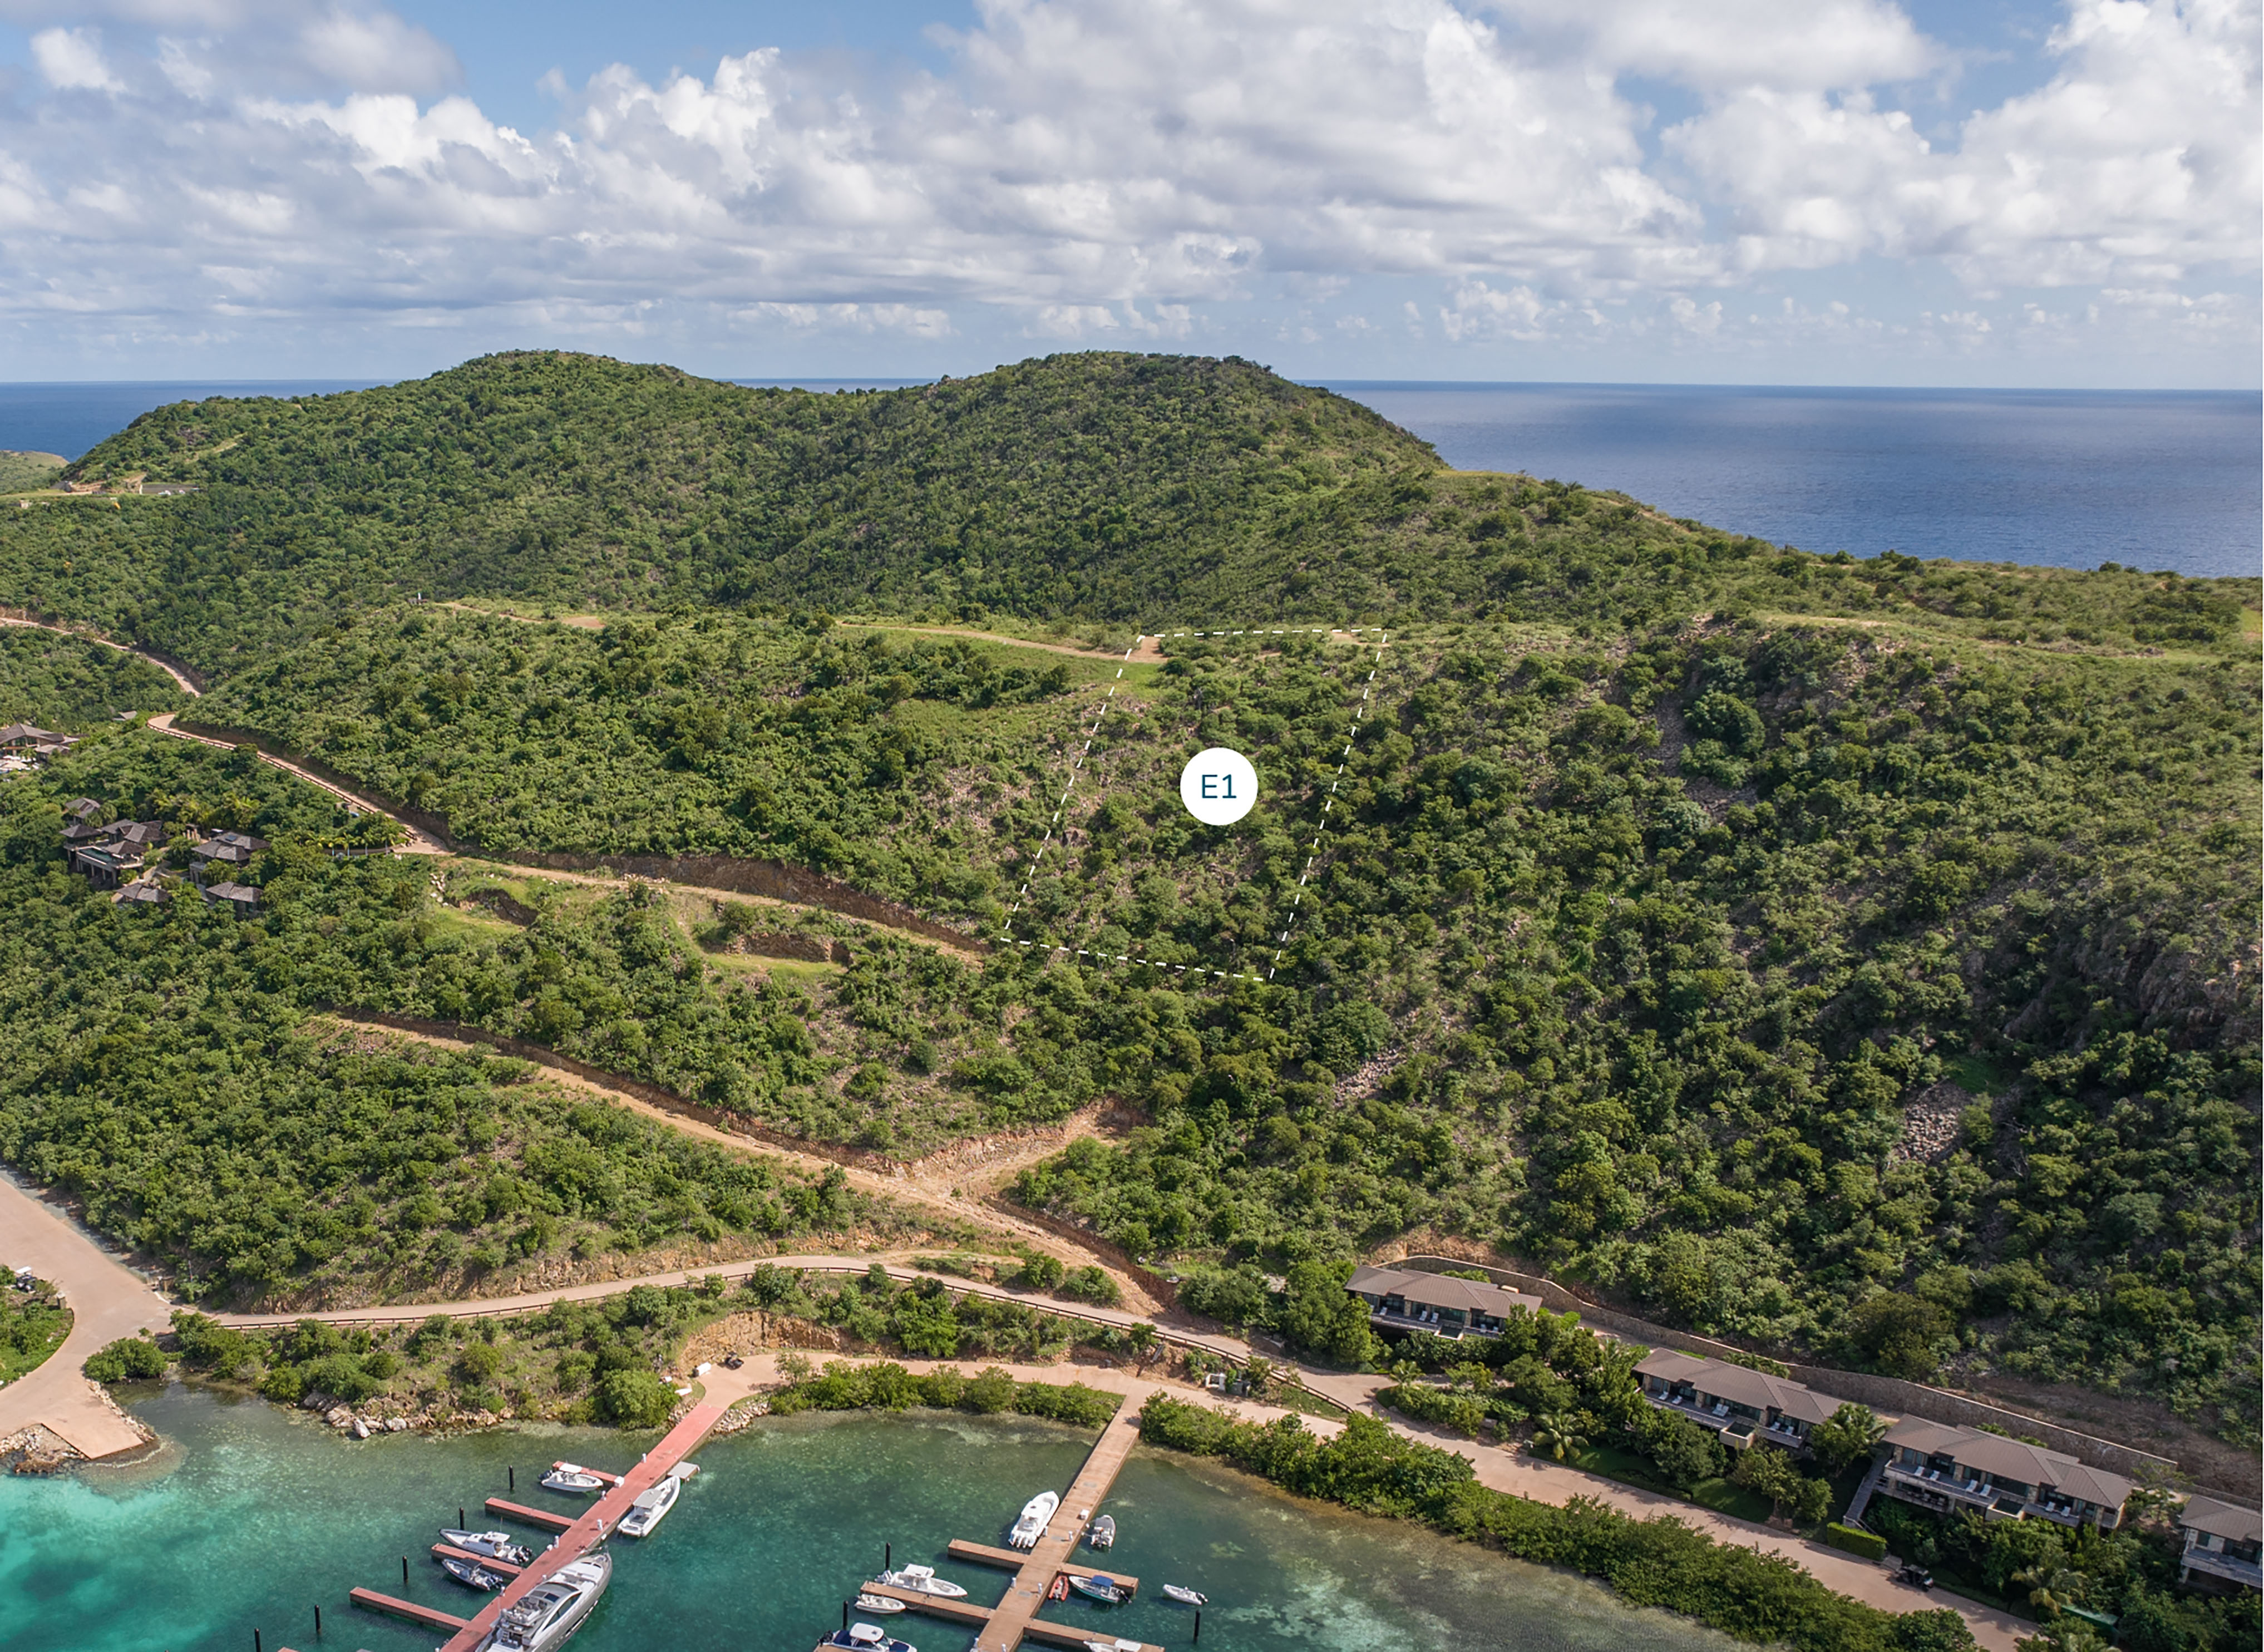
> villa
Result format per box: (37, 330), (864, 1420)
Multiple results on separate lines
(2176, 1497), (2262, 1592)
(1344, 1265), (1542, 1339)
(1877, 1417), (2132, 1530)
(1634, 1349), (1849, 1453)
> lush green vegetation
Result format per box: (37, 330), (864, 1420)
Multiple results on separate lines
(766, 1357), (1121, 1427)
(2, 352), (2248, 675)
(1867, 1496), (2259, 1652)
(1138, 1393), (1977, 1652)
(744, 1261), (1149, 1363)
(167, 1275), (743, 1424)
(0, 450), (62, 492)
(0, 627), (185, 729)
(0, 1279), (71, 1384)
(0, 350), (2251, 1463)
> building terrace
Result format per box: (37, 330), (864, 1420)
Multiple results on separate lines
(1634, 1348), (1846, 1453)
(1346, 1264), (1542, 1339)
(2176, 1496), (2262, 1593)
(1878, 1417), (2132, 1530)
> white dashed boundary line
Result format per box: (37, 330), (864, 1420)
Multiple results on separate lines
(999, 627), (1390, 985)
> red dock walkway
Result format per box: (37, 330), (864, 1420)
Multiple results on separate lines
(348, 1587), (468, 1631)
(485, 1495), (576, 1532)
(431, 1403), (727, 1652)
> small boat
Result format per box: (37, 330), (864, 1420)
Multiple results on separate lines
(616, 1469), (684, 1537)
(1161, 1585), (1208, 1606)
(482, 1551), (611, 1651)
(1009, 1490), (1060, 1549)
(870, 1564), (968, 1599)
(442, 1530), (535, 1567)
(542, 1462), (607, 1494)
(852, 1592), (906, 1615)
(1083, 1641), (1142, 1652)
(440, 1554), (511, 1591)
(1069, 1573), (1126, 1604)
(1086, 1515), (1116, 1550)
(815, 1626), (916, 1652)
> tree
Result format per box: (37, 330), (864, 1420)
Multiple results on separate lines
(594, 1368), (673, 1428)
(1809, 1402), (1889, 1477)
(1731, 1443), (1832, 1524)
(83, 1335), (166, 1382)
(1631, 1404), (1727, 1490)
(1274, 1260), (1380, 1367)
(1530, 1413), (1587, 1461)
(1014, 1251), (1065, 1291)
(1845, 1294), (1953, 1380)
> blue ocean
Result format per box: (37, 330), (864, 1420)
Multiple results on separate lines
(1, 378), (2253, 579)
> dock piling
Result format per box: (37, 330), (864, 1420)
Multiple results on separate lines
(885, 1541), (891, 1571)
(313, 1602), (321, 1638)
(842, 1601), (850, 1629)
(509, 1466), (515, 1492)
(458, 1507), (465, 1529)
(1193, 1609), (1201, 1643)
(401, 1557), (408, 1587)
(254, 1631), (262, 1652)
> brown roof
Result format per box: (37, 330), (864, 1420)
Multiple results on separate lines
(2180, 1496), (2263, 1543)
(1883, 1418), (2132, 1508)
(1634, 1349), (1846, 1426)
(201, 881), (259, 905)
(111, 875), (169, 905)
(1346, 1265), (1542, 1319)
(0, 723), (60, 745)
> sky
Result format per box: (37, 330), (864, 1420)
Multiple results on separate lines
(0, 0), (2254, 387)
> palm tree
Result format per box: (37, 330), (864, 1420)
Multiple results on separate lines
(1530, 1413), (1588, 1462)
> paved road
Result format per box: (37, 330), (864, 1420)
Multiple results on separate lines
(0, 1170), (170, 1458)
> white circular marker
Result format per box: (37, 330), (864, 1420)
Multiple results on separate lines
(1180, 747), (1259, 826)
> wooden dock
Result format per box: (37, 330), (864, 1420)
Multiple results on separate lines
(347, 1587), (467, 1631)
(484, 1494), (577, 1531)
(871, 1407), (1161, 1652)
(430, 1402), (727, 1652)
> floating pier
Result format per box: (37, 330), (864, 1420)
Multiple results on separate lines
(866, 1407), (1163, 1652)
(484, 1495), (576, 1532)
(347, 1587), (468, 1631)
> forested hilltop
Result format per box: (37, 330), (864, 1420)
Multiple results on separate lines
(0, 351), (2255, 1453)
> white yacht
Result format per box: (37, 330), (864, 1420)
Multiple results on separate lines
(483, 1551), (611, 1651)
(869, 1563), (968, 1599)
(852, 1592), (906, 1615)
(615, 1469), (684, 1538)
(1008, 1490), (1059, 1549)
(441, 1530), (535, 1567)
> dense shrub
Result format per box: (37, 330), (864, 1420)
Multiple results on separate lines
(83, 1335), (166, 1382)
(766, 1361), (1120, 1429)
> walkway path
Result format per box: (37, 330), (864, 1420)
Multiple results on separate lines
(0, 613), (203, 696)
(318, 1013), (1147, 1305)
(0, 1170), (169, 1458)
(146, 712), (450, 854)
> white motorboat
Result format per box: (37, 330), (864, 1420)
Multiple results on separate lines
(1161, 1584), (1208, 1606)
(1069, 1572), (1126, 1604)
(870, 1564), (968, 1599)
(615, 1469), (684, 1537)
(816, 1627), (916, 1652)
(440, 1554), (511, 1591)
(852, 1592), (907, 1615)
(483, 1551), (611, 1651)
(542, 1462), (607, 1494)
(1008, 1490), (1060, 1549)
(1086, 1515), (1116, 1551)
(441, 1530), (535, 1567)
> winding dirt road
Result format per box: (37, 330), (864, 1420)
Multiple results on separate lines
(0, 613), (203, 696)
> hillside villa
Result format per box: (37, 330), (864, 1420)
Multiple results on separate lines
(2176, 1497), (2263, 1592)
(1877, 1416), (2134, 1530)
(1634, 1348), (1847, 1453)
(1346, 1264), (1543, 1338)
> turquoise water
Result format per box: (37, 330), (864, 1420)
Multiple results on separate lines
(0, 1384), (1740, 1652)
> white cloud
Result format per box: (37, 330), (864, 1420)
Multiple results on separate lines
(0, 0), (2248, 374)
(30, 25), (122, 89)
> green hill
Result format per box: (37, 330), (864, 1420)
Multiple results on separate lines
(0, 350), (2255, 1463)
(1, 349), (2250, 674)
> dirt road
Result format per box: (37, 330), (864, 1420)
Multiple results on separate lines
(0, 613), (203, 696)
(146, 712), (451, 854)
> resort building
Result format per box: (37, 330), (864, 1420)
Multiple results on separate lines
(1634, 1349), (1848, 1452)
(1345, 1265), (1542, 1338)
(200, 880), (260, 913)
(1877, 1417), (2132, 1530)
(2176, 1497), (2262, 1592)
(189, 830), (267, 881)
